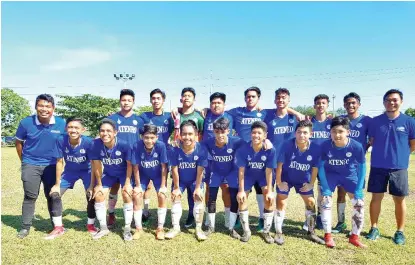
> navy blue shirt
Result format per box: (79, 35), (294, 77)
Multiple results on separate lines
(342, 114), (372, 149)
(264, 110), (298, 155)
(108, 113), (143, 148)
(202, 110), (234, 141)
(56, 135), (93, 172)
(132, 140), (168, 178)
(310, 117), (331, 146)
(227, 107), (267, 142)
(139, 112), (174, 144)
(235, 142), (278, 178)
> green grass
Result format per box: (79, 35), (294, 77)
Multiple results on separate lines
(2, 147), (415, 265)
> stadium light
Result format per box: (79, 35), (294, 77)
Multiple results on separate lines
(114, 73), (135, 89)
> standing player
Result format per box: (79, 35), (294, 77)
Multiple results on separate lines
(332, 92), (372, 234)
(366, 89), (415, 245)
(90, 119), (142, 241)
(274, 120), (325, 245)
(15, 94), (66, 239)
(235, 121), (277, 243)
(318, 117), (367, 248)
(47, 117), (97, 239)
(132, 124), (169, 240)
(166, 120), (208, 241)
(106, 89), (143, 229)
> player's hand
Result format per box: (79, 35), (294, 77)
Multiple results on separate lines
(263, 139), (274, 150)
(92, 184), (104, 199)
(49, 184), (60, 196)
(193, 187), (203, 202)
(300, 182), (313, 192)
(171, 188), (182, 201)
(305, 115), (312, 121)
(171, 139), (180, 148)
(107, 111), (115, 116)
(295, 112), (306, 121)
(86, 187), (93, 201)
(265, 190), (275, 204)
(327, 113), (334, 119)
(255, 105), (263, 111)
(201, 108), (208, 119)
(123, 183), (133, 197)
(237, 191), (246, 204)
(133, 186), (143, 196)
(277, 182), (289, 192)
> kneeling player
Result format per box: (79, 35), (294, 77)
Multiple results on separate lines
(235, 121), (277, 243)
(166, 120), (208, 241)
(132, 124), (169, 240)
(90, 119), (143, 241)
(274, 120), (325, 245)
(319, 116), (367, 248)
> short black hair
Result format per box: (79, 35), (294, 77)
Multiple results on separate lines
(36, 94), (55, 107)
(295, 120), (313, 131)
(275, 88), (290, 97)
(251, 121), (267, 133)
(180, 120), (198, 133)
(314, 94), (330, 104)
(181, 87), (196, 97)
(142, 124), (158, 136)
(330, 116), (350, 130)
(120, 89), (135, 100)
(150, 88), (166, 100)
(99, 118), (117, 131)
(383, 89), (403, 101)
(66, 117), (84, 126)
(343, 92), (361, 103)
(213, 117), (230, 131)
(210, 92), (226, 103)
(244, 86), (261, 98)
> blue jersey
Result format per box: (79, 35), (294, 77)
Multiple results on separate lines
(90, 137), (132, 177)
(320, 138), (365, 181)
(108, 113), (143, 147)
(56, 135), (93, 173)
(15, 115), (66, 166)
(369, 113), (415, 169)
(139, 112), (174, 144)
(342, 114), (371, 149)
(235, 142), (277, 178)
(202, 136), (245, 176)
(227, 107), (267, 142)
(278, 139), (320, 184)
(202, 110), (234, 141)
(132, 140), (168, 178)
(264, 110), (298, 155)
(169, 142), (209, 183)
(310, 117), (331, 146)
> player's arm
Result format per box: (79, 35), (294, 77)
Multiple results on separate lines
(317, 161), (331, 197)
(276, 162), (288, 191)
(15, 140), (24, 162)
(161, 163), (167, 189)
(171, 166), (181, 201)
(87, 162), (95, 200)
(51, 158), (64, 195)
(287, 107), (306, 121)
(238, 166), (245, 193)
(410, 139), (415, 153)
(194, 166), (204, 200)
(15, 121), (27, 162)
(92, 160), (104, 199)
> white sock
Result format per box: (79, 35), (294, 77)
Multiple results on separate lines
(256, 195), (264, 219)
(95, 201), (107, 229)
(87, 218), (95, 225)
(229, 212), (237, 230)
(108, 194), (117, 214)
(123, 203), (133, 230)
(321, 207), (332, 234)
(208, 213), (216, 229)
(157, 208), (167, 228)
(274, 210), (285, 234)
(351, 199), (364, 236)
(193, 201), (204, 229)
(133, 209), (143, 229)
(224, 207), (230, 228)
(239, 210), (250, 232)
(144, 199), (150, 213)
(171, 202), (182, 230)
(52, 216), (62, 227)
(204, 207), (210, 226)
(337, 202), (346, 223)
(263, 212), (273, 233)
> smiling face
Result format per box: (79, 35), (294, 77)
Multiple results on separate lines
(143, 132), (157, 150)
(66, 120), (85, 141)
(151, 92), (164, 111)
(36, 100), (54, 120)
(251, 127), (266, 145)
(330, 125), (350, 146)
(275, 92), (290, 110)
(214, 129), (229, 145)
(99, 123), (117, 144)
(383, 93), (402, 113)
(180, 125), (196, 147)
(295, 126), (311, 145)
(344, 97), (360, 116)
(314, 98), (329, 115)
(120, 95), (135, 112)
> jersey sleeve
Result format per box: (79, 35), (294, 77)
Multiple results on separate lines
(89, 140), (101, 160)
(408, 117), (415, 140)
(277, 141), (289, 164)
(266, 148), (277, 169)
(15, 119), (27, 141)
(355, 142), (366, 164)
(235, 146), (247, 168)
(131, 143), (138, 165)
(169, 148), (179, 166)
(124, 143), (132, 162)
(55, 135), (64, 159)
(159, 142), (169, 164)
(197, 145), (208, 168)
(311, 147), (321, 168)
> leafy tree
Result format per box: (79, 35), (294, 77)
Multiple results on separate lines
(1, 88), (32, 136)
(292, 105), (316, 117)
(335, 107), (347, 116)
(135, 105), (153, 115)
(405, 108), (415, 118)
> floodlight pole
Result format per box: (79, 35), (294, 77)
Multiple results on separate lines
(113, 73), (135, 89)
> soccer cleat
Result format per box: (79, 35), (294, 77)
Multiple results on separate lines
(165, 228), (181, 239)
(86, 224), (98, 234)
(142, 212), (150, 226)
(316, 215), (323, 230)
(155, 227), (165, 240)
(229, 229), (241, 240)
(262, 232), (274, 244)
(308, 232), (325, 245)
(393, 231), (406, 245)
(107, 213), (116, 229)
(349, 234), (367, 248)
(256, 218), (264, 232)
(240, 231), (251, 243)
(123, 229), (133, 241)
(92, 228), (110, 240)
(44, 226), (65, 240)
(204, 226), (215, 237)
(324, 233), (335, 248)
(365, 227), (380, 241)
(302, 220), (309, 231)
(17, 229), (30, 239)
(274, 233), (285, 245)
(184, 214), (195, 228)
(195, 227), (207, 241)
(332, 222), (347, 234)
(132, 228), (143, 240)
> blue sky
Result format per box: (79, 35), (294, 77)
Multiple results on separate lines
(2, 1), (415, 115)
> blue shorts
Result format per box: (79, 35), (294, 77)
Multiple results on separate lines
(210, 170), (238, 189)
(277, 182), (314, 196)
(323, 176), (357, 195)
(204, 161), (213, 184)
(244, 174), (274, 192)
(140, 174), (162, 192)
(101, 174), (132, 189)
(60, 171), (91, 190)
(368, 167), (408, 196)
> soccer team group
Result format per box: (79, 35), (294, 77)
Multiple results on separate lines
(14, 86), (414, 248)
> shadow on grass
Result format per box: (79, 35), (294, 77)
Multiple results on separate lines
(1, 214), (53, 233)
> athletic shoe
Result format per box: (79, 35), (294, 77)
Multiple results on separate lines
(92, 228), (110, 240)
(316, 215), (323, 230)
(195, 227), (207, 241)
(86, 224), (98, 234)
(366, 227), (380, 241)
(184, 214), (195, 228)
(142, 212), (150, 226)
(308, 232), (325, 245)
(302, 220), (309, 231)
(324, 233), (335, 248)
(107, 213), (116, 229)
(274, 233), (285, 245)
(332, 222), (347, 234)
(132, 228), (143, 240)
(44, 226), (65, 240)
(256, 218), (264, 232)
(17, 229), (30, 239)
(165, 228), (181, 239)
(393, 231), (406, 245)
(262, 232), (274, 244)
(204, 226), (215, 237)
(229, 229), (241, 240)
(240, 231), (251, 243)
(349, 234), (367, 248)
(155, 227), (165, 240)
(123, 229), (133, 241)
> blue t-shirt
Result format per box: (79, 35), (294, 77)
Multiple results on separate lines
(139, 112), (174, 144)
(169, 142), (209, 183)
(264, 110), (298, 155)
(132, 140), (168, 178)
(235, 142), (277, 178)
(202, 136), (245, 176)
(227, 107), (267, 142)
(202, 110), (234, 141)
(56, 135), (93, 173)
(320, 138), (365, 181)
(342, 114), (372, 149)
(369, 113), (415, 169)
(90, 137), (132, 177)
(310, 117), (331, 146)
(108, 113), (143, 148)
(278, 139), (321, 185)
(15, 115), (66, 166)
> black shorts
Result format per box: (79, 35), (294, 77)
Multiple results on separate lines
(367, 167), (408, 196)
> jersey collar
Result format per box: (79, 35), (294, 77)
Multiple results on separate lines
(35, 115), (56, 125)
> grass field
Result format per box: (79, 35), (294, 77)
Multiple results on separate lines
(2, 147), (415, 265)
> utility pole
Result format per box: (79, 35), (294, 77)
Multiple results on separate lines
(114, 73), (135, 89)
(210, 70), (213, 95)
(332, 94), (336, 115)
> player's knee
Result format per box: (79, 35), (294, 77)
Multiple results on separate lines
(207, 199), (216, 213)
(24, 192), (38, 201)
(50, 192), (61, 201)
(320, 196), (333, 210)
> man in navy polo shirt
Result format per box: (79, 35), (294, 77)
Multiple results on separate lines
(15, 94), (66, 239)
(366, 89), (415, 245)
